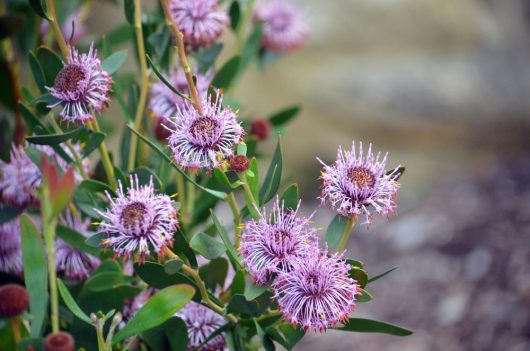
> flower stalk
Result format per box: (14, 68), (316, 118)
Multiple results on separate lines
(88, 117), (116, 188)
(46, 0), (69, 57)
(337, 216), (356, 253)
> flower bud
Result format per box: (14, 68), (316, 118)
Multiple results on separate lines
(230, 155), (250, 173)
(250, 119), (272, 140)
(45, 331), (75, 351)
(0, 284), (29, 317)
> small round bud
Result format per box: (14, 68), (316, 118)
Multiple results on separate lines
(0, 284), (29, 317)
(45, 331), (75, 351)
(154, 118), (172, 141)
(230, 155), (250, 173)
(250, 119), (272, 141)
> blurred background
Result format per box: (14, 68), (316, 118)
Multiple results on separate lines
(8, 0), (530, 350)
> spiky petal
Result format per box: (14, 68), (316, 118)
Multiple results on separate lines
(0, 218), (23, 276)
(240, 197), (318, 285)
(169, 0), (229, 51)
(254, 0), (308, 53)
(318, 141), (401, 225)
(273, 247), (360, 331)
(166, 94), (243, 171)
(47, 43), (112, 125)
(96, 175), (178, 262)
(176, 301), (227, 351)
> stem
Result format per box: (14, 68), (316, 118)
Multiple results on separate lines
(235, 0), (256, 54)
(227, 192), (241, 247)
(48, 116), (88, 179)
(337, 216), (356, 253)
(42, 188), (59, 333)
(88, 117), (116, 188)
(238, 173), (260, 217)
(46, 0), (69, 57)
(186, 172), (195, 225)
(175, 172), (188, 230)
(127, 0), (149, 172)
(10, 316), (20, 348)
(160, 0), (202, 114)
(95, 323), (106, 351)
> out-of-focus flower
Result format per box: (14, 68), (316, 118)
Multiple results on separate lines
(169, 0), (229, 51)
(0, 284), (29, 317)
(166, 94), (243, 171)
(149, 70), (211, 121)
(0, 219), (23, 276)
(44, 331), (75, 351)
(56, 211), (100, 281)
(240, 197), (318, 285)
(318, 141), (401, 225)
(176, 301), (227, 351)
(40, 9), (88, 45)
(273, 247), (360, 331)
(96, 176), (178, 262)
(250, 119), (272, 140)
(0, 145), (40, 208)
(47, 43), (112, 126)
(254, 0), (308, 53)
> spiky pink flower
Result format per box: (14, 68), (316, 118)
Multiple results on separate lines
(176, 301), (226, 351)
(47, 43), (112, 125)
(55, 211), (100, 281)
(0, 145), (40, 208)
(0, 218), (23, 276)
(240, 198), (318, 285)
(166, 94), (243, 171)
(318, 141), (401, 225)
(254, 0), (308, 53)
(149, 70), (211, 121)
(273, 247), (360, 331)
(96, 175), (178, 262)
(169, 0), (229, 51)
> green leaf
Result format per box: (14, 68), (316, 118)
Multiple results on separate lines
(356, 288), (372, 302)
(31, 93), (60, 114)
(20, 215), (48, 337)
(244, 280), (269, 300)
(279, 324), (305, 349)
(146, 54), (191, 102)
(164, 259), (184, 275)
(212, 56), (241, 90)
(210, 210), (242, 269)
(19, 102), (49, 133)
(123, 0), (135, 25)
(259, 137), (283, 205)
(36, 46), (63, 86)
(57, 225), (101, 257)
(229, 1), (241, 31)
(255, 320), (275, 351)
(101, 50), (128, 75)
(195, 43), (223, 73)
(213, 168), (242, 191)
(85, 232), (106, 248)
(246, 157), (259, 200)
(239, 22), (263, 74)
(131, 166), (163, 190)
(326, 215), (346, 249)
(268, 106), (300, 127)
(163, 317), (188, 351)
(113, 285), (195, 344)
(86, 272), (135, 292)
(336, 318), (413, 336)
(231, 270), (245, 295)
(387, 166), (405, 181)
(350, 267), (368, 289)
(28, 0), (51, 20)
(0, 205), (22, 225)
(346, 258), (365, 269)
(280, 184), (299, 210)
(227, 294), (260, 316)
(367, 267), (398, 284)
(83, 131), (105, 158)
(28, 52), (46, 93)
(199, 257), (229, 291)
(128, 125), (226, 199)
(190, 232), (226, 260)
(57, 279), (92, 325)
(26, 126), (83, 145)
(18, 338), (44, 351)
(78, 179), (115, 197)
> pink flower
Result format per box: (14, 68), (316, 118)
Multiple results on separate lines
(176, 301), (227, 351)
(0, 145), (40, 208)
(0, 218), (23, 276)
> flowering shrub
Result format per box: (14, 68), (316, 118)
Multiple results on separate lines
(0, 0), (412, 350)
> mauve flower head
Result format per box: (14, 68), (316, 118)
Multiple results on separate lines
(273, 246), (360, 332)
(56, 211), (100, 281)
(169, 0), (229, 51)
(240, 197), (318, 285)
(166, 93), (243, 171)
(149, 69), (211, 121)
(0, 144), (40, 208)
(47, 43), (112, 126)
(318, 141), (401, 225)
(0, 218), (23, 276)
(254, 0), (308, 53)
(176, 301), (227, 351)
(96, 175), (178, 262)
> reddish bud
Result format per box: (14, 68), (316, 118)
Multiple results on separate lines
(0, 284), (29, 317)
(250, 119), (272, 140)
(45, 332), (75, 351)
(230, 155), (250, 173)
(154, 118), (172, 141)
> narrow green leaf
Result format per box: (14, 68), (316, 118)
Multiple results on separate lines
(280, 184), (299, 210)
(26, 126), (83, 145)
(163, 317), (188, 351)
(57, 225), (101, 257)
(246, 157), (259, 200)
(195, 43), (223, 73)
(28, 52), (46, 93)
(146, 54), (191, 102)
(259, 137), (283, 205)
(28, 0), (51, 20)
(336, 318), (413, 336)
(77, 179), (115, 197)
(101, 50), (128, 75)
(212, 56), (241, 90)
(123, 0), (135, 25)
(128, 125), (226, 199)
(367, 267), (398, 284)
(268, 106), (300, 127)
(19, 102), (49, 132)
(387, 166), (405, 181)
(20, 215), (48, 337)
(229, 1), (240, 31)
(255, 320), (275, 351)
(83, 132), (105, 158)
(239, 23), (263, 74)
(86, 272), (135, 292)
(190, 232), (226, 260)
(210, 210), (242, 269)
(131, 166), (163, 190)
(231, 270), (245, 296)
(113, 285), (195, 344)
(57, 279), (92, 325)
(36, 46), (63, 86)
(326, 215), (346, 249)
